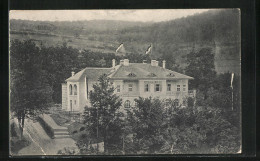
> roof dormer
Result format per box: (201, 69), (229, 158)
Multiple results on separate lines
(128, 72), (136, 77)
(147, 72), (157, 77)
(167, 73), (175, 77)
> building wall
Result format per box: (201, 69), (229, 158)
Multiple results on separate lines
(61, 83), (67, 110)
(78, 80), (87, 112)
(67, 82), (79, 111)
(113, 79), (190, 110)
(65, 78), (190, 112)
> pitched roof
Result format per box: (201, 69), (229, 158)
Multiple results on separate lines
(109, 63), (193, 80)
(66, 67), (112, 82)
(66, 63), (193, 82)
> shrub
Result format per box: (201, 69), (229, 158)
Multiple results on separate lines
(187, 97), (194, 108)
(79, 127), (85, 131)
(10, 123), (17, 137)
(72, 130), (78, 134)
(81, 134), (87, 138)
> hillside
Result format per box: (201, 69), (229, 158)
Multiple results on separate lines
(9, 9), (241, 74)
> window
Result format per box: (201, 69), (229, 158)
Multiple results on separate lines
(74, 100), (76, 105)
(167, 84), (171, 91)
(177, 85), (180, 91)
(74, 85), (77, 95)
(128, 84), (133, 92)
(155, 84), (160, 92)
(134, 101), (138, 107)
(124, 100), (131, 108)
(117, 85), (120, 93)
(183, 85), (186, 91)
(128, 73), (136, 77)
(69, 85), (73, 95)
(144, 84), (149, 92)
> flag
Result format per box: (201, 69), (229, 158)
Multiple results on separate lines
(116, 43), (124, 53)
(230, 73), (234, 88)
(145, 44), (152, 54)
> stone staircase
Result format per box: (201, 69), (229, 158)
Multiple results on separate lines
(53, 129), (70, 139)
(39, 114), (70, 139)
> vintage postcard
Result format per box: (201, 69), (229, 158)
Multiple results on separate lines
(9, 9), (241, 155)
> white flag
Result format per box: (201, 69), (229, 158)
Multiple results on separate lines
(230, 73), (234, 88)
(145, 44), (152, 54)
(116, 43), (124, 53)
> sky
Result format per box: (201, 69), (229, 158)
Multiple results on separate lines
(9, 9), (210, 22)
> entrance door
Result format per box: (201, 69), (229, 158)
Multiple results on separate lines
(70, 100), (72, 111)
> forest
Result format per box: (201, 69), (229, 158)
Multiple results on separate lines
(10, 9), (241, 74)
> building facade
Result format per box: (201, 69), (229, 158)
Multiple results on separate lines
(62, 59), (194, 112)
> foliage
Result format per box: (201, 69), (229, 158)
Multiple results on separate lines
(126, 97), (165, 154)
(57, 147), (80, 155)
(187, 97), (194, 108)
(79, 74), (123, 154)
(10, 9), (240, 74)
(126, 97), (240, 154)
(10, 40), (53, 138)
(38, 116), (55, 138)
(185, 47), (217, 92)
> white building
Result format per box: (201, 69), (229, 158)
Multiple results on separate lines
(62, 59), (194, 112)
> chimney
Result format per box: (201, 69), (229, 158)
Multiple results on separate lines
(112, 59), (116, 67)
(162, 60), (166, 69)
(143, 60), (147, 64)
(123, 59), (129, 66)
(155, 61), (159, 66)
(71, 71), (75, 76)
(151, 60), (157, 66)
(120, 60), (124, 65)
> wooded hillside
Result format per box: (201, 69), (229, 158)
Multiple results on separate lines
(10, 9), (240, 74)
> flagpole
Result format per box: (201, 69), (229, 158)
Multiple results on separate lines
(231, 73), (234, 111)
(151, 44), (152, 55)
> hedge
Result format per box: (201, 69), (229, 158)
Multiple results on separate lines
(38, 116), (55, 139)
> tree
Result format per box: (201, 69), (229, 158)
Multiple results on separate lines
(40, 43), (80, 103)
(126, 97), (165, 154)
(81, 74), (122, 154)
(185, 47), (216, 93)
(10, 40), (53, 139)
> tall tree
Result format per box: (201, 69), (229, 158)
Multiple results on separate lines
(10, 40), (53, 139)
(81, 74), (122, 154)
(185, 48), (216, 94)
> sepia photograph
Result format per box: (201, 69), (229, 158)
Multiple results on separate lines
(9, 9), (241, 155)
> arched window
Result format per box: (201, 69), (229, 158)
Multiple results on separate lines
(124, 100), (131, 108)
(74, 84), (77, 95)
(69, 84), (73, 95)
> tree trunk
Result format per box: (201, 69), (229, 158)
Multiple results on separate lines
(18, 111), (25, 140)
(104, 126), (109, 154)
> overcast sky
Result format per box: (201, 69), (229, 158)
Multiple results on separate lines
(9, 9), (210, 22)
